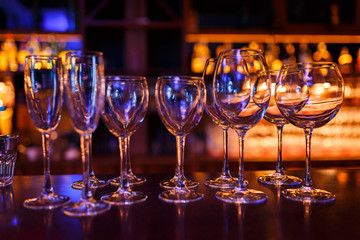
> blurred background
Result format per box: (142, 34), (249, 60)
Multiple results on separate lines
(1, 0), (360, 175)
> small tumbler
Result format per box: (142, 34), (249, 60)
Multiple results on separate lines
(0, 135), (19, 187)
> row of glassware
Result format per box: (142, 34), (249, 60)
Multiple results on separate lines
(21, 48), (344, 217)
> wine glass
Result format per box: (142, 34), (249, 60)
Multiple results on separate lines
(213, 48), (270, 204)
(257, 70), (302, 186)
(62, 50), (110, 216)
(101, 75), (148, 205)
(155, 76), (205, 203)
(67, 51), (108, 191)
(275, 62), (344, 203)
(202, 57), (237, 189)
(157, 76), (203, 190)
(23, 55), (70, 209)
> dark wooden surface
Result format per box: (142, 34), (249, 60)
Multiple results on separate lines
(1, 169), (360, 240)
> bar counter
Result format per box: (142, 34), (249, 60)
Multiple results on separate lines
(1, 169), (360, 240)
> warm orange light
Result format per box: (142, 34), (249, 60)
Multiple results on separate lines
(313, 42), (332, 62)
(191, 57), (205, 73)
(191, 42), (210, 73)
(271, 59), (283, 70)
(248, 41), (260, 50)
(285, 43), (295, 55)
(0, 51), (8, 71)
(336, 172), (348, 185)
(339, 54), (353, 65)
(17, 49), (30, 65)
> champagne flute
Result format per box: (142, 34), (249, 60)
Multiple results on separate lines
(202, 57), (237, 189)
(275, 62), (344, 203)
(101, 76), (148, 205)
(155, 76), (205, 203)
(257, 70), (302, 186)
(213, 48), (270, 204)
(23, 55), (70, 209)
(67, 51), (108, 191)
(62, 50), (110, 216)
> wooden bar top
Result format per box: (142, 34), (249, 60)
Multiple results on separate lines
(1, 169), (360, 240)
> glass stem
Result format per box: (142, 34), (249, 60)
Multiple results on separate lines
(236, 130), (247, 190)
(304, 128), (313, 188)
(175, 135), (186, 189)
(41, 132), (54, 196)
(80, 133), (93, 200)
(126, 135), (133, 176)
(220, 127), (231, 178)
(89, 135), (95, 178)
(118, 136), (129, 191)
(275, 124), (285, 175)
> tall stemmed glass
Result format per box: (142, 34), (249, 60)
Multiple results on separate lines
(275, 62), (344, 203)
(213, 48), (270, 204)
(258, 70), (302, 186)
(157, 76), (203, 190)
(67, 51), (108, 191)
(101, 76), (148, 205)
(62, 51), (110, 216)
(23, 55), (70, 209)
(155, 76), (205, 203)
(203, 57), (237, 189)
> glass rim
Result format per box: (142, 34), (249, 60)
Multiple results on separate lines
(65, 50), (103, 57)
(25, 55), (61, 61)
(157, 76), (203, 81)
(105, 75), (146, 82)
(282, 62), (338, 70)
(206, 57), (218, 62)
(219, 48), (265, 57)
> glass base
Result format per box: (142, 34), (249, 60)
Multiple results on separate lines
(23, 194), (71, 210)
(71, 177), (109, 190)
(160, 176), (198, 190)
(0, 178), (13, 187)
(258, 173), (302, 187)
(281, 187), (335, 203)
(215, 188), (267, 204)
(101, 189), (147, 205)
(204, 176), (238, 189)
(108, 174), (146, 187)
(159, 188), (203, 203)
(62, 198), (111, 217)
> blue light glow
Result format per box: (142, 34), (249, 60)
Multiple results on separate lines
(42, 9), (69, 32)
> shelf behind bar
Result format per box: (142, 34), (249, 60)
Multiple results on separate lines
(86, 19), (183, 29)
(0, 33), (82, 42)
(186, 33), (360, 44)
